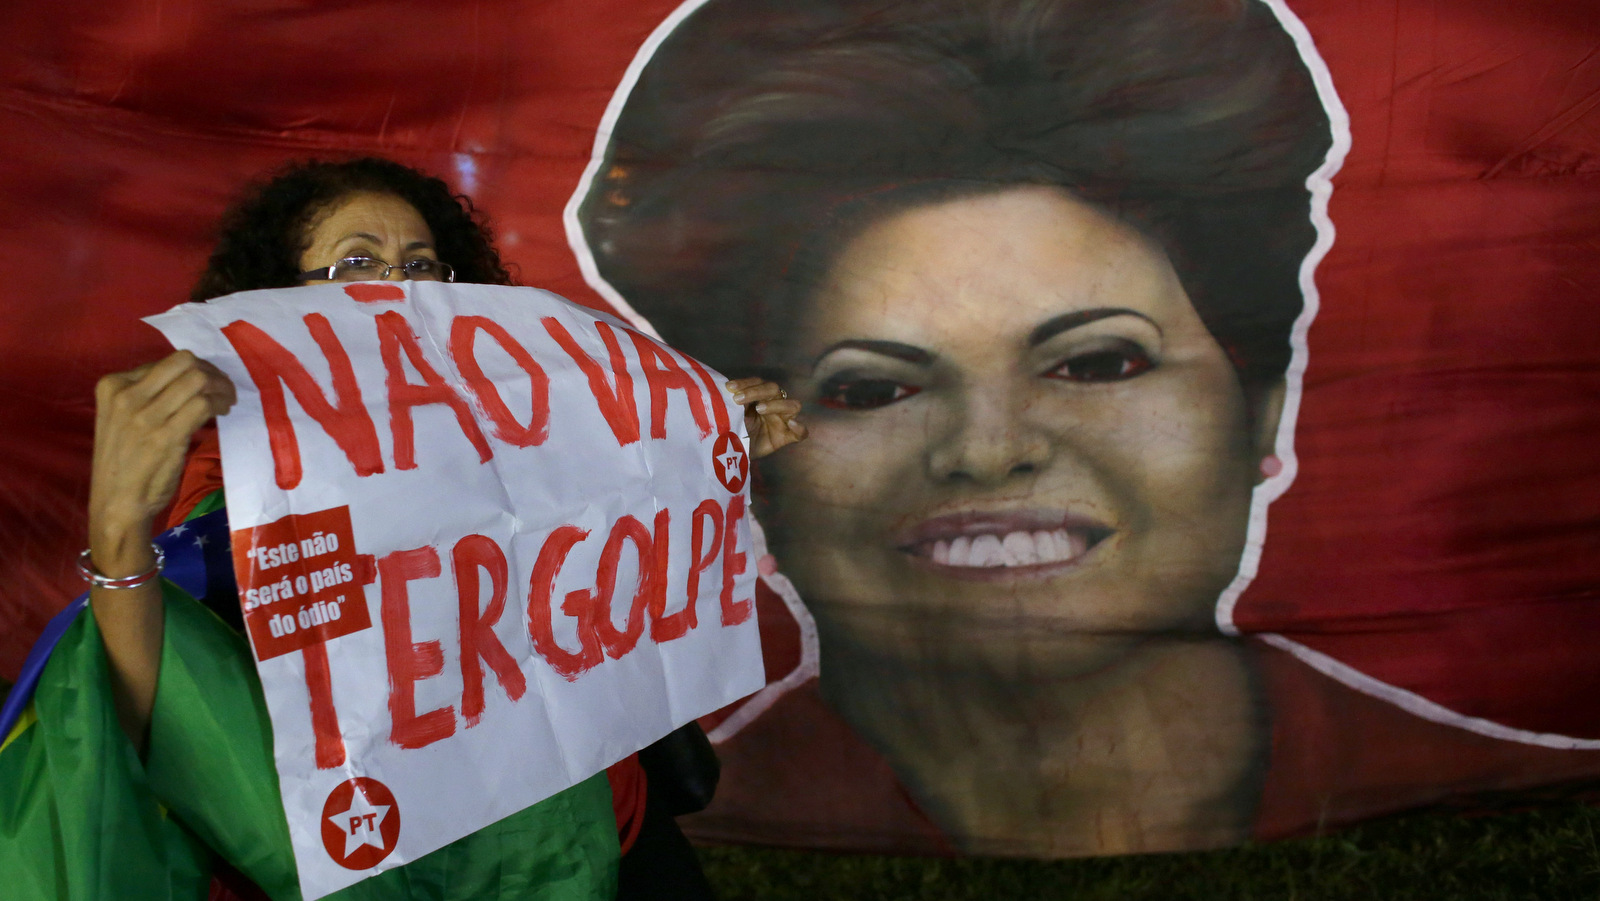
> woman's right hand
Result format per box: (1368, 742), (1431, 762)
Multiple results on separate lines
(89, 350), (236, 575)
(87, 350), (234, 751)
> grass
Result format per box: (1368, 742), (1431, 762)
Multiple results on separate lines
(699, 801), (1600, 900)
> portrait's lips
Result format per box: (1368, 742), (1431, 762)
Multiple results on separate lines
(895, 510), (1114, 580)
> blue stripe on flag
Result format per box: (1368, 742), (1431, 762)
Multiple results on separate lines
(0, 509), (232, 742)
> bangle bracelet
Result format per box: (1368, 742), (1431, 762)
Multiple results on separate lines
(77, 545), (165, 589)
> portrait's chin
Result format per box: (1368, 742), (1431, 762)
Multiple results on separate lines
(802, 584), (1216, 686)
(819, 611), (1152, 684)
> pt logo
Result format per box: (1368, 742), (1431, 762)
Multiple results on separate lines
(320, 777), (401, 870)
(712, 431), (749, 494)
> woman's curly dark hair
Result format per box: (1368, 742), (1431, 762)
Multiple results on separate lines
(191, 157), (513, 301)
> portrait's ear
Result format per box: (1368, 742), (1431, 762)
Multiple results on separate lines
(1251, 379), (1287, 480)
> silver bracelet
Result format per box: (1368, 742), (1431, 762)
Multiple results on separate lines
(77, 545), (165, 589)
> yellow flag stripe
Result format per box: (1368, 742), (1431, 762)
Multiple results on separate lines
(0, 702), (37, 755)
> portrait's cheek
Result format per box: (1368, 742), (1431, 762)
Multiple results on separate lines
(762, 414), (915, 601)
(1074, 365), (1260, 622)
(783, 418), (900, 504)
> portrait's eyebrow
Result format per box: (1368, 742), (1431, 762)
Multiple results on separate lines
(1028, 308), (1160, 347)
(812, 339), (935, 370)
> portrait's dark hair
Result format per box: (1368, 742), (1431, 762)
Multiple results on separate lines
(191, 157), (512, 301)
(581, 0), (1333, 390)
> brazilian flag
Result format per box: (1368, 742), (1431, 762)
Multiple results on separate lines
(0, 591), (219, 900)
(0, 503), (618, 900)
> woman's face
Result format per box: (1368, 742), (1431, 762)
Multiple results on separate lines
(298, 191), (439, 277)
(770, 185), (1276, 677)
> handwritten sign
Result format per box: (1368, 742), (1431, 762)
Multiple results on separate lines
(147, 282), (765, 900)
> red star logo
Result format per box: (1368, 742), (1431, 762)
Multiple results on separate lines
(712, 431), (749, 494)
(320, 777), (402, 870)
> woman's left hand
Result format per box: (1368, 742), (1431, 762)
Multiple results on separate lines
(728, 377), (807, 458)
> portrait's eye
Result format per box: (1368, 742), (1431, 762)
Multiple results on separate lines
(1046, 340), (1154, 382)
(816, 376), (922, 410)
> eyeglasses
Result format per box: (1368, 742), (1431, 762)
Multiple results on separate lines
(298, 256), (456, 283)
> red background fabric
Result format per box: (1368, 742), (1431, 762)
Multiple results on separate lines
(2, 0), (1597, 838)
(1240, 0), (1600, 738)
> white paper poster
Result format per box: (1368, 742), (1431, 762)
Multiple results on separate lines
(148, 281), (765, 900)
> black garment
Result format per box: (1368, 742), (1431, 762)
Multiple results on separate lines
(615, 789), (718, 901)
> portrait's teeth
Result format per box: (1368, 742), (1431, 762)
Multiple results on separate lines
(970, 534), (1004, 566)
(1033, 530), (1060, 561)
(948, 535), (973, 566)
(1041, 529), (1077, 563)
(1001, 531), (1039, 566)
(1060, 528), (1087, 559)
(923, 527), (1096, 568)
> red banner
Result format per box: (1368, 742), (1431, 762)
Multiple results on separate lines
(3, 0), (1597, 861)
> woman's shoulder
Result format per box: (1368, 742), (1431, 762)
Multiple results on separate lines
(1252, 638), (1600, 840)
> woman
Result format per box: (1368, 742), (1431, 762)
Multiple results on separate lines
(579, 0), (1331, 855)
(29, 158), (801, 899)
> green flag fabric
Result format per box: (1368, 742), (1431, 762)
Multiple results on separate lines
(0, 593), (217, 901)
(1, 579), (618, 901)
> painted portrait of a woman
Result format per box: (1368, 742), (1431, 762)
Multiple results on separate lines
(574, 0), (1600, 856)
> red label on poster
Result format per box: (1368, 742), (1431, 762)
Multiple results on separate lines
(231, 505), (373, 661)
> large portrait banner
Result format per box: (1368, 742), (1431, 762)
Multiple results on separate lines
(568, 0), (1600, 861)
(148, 282), (764, 900)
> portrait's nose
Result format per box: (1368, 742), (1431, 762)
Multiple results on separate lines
(383, 263), (407, 282)
(927, 387), (1051, 484)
